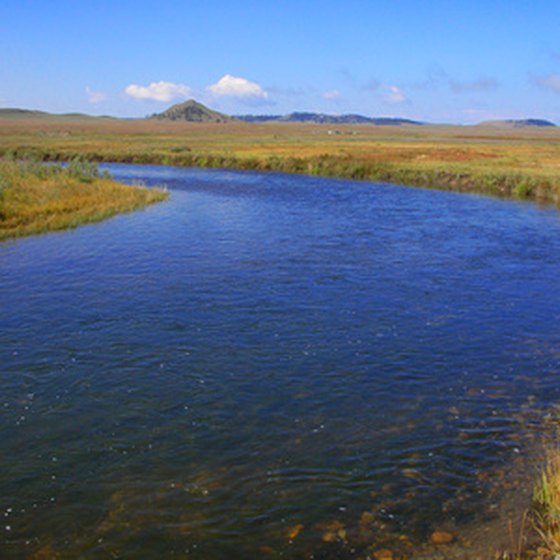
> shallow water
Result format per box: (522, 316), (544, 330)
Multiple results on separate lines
(1, 165), (560, 558)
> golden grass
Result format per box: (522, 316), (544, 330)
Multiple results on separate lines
(494, 445), (560, 560)
(2, 118), (560, 204)
(0, 159), (167, 241)
(532, 447), (560, 557)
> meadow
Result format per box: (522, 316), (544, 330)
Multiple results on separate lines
(1, 116), (560, 205)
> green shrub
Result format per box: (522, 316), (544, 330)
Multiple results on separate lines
(66, 156), (100, 182)
(515, 177), (536, 199)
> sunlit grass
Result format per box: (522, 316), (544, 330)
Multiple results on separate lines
(495, 444), (560, 559)
(1, 117), (560, 205)
(532, 446), (560, 557)
(0, 158), (168, 241)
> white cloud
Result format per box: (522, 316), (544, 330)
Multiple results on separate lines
(124, 81), (191, 102)
(382, 85), (408, 104)
(534, 74), (560, 93)
(323, 89), (341, 101)
(208, 74), (268, 98)
(86, 86), (107, 104)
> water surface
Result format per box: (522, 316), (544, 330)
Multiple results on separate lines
(2, 165), (560, 558)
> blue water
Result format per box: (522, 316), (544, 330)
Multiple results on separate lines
(1, 165), (560, 558)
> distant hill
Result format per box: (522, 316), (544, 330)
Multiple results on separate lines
(237, 112), (423, 125)
(0, 108), (110, 120)
(2, 105), (557, 129)
(478, 118), (556, 128)
(149, 100), (233, 123)
(0, 108), (48, 119)
(237, 114), (283, 123)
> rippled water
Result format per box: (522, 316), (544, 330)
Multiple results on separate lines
(2, 164), (560, 558)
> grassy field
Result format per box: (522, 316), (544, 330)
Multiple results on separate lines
(1, 116), (560, 204)
(0, 157), (168, 241)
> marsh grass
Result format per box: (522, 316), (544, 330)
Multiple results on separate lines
(494, 444), (560, 560)
(1, 118), (560, 205)
(0, 158), (167, 241)
(532, 447), (560, 557)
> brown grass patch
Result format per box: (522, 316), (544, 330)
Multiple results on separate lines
(0, 159), (167, 241)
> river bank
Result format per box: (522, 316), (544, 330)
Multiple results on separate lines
(0, 158), (168, 241)
(10, 149), (560, 206)
(1, 119), (560, 207)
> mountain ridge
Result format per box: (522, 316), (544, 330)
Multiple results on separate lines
(0, 103), (556, 127)
(477, 118), (556, 128)
(236, 112), (423, 125)
(0, 108), (112, 120)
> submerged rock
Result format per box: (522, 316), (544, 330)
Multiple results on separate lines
(431, 530), (454, 544)
(372, 548), (394, 559)
(287, 524), (304, 540)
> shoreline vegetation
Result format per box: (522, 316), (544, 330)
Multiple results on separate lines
(525, 445), (560, 559)
(3, 147), (559, 206)
(1, 119), (560, 206)
(493, 441), (560, 560)
(0, 157), (168, 241)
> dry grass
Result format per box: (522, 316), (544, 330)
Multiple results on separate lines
(0, 158), (168, 241)
(1, 118), (560, 204)
(532, 447), (560, 557)
(495, 445), (560, 560)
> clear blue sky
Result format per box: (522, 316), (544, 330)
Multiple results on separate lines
(1, 0), (559, 123)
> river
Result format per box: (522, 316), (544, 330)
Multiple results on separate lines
(2, 164), (560, 558)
